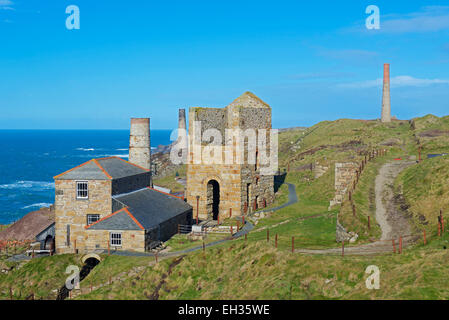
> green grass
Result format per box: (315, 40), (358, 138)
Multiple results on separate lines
(0, 254), (81, 300)
(74, 238), (449, 300)
(153, 165), (186, 193)
(82, 255), (153, 289)
(4, 115), (449, 300)
(164, 233), (230, 252)
(397, 156), (449, 234)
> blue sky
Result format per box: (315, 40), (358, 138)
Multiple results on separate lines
(0, 0), (448, 129)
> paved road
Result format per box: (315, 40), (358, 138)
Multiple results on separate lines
(256, 183), (298, 214)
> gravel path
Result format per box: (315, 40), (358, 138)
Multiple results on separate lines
(296, 160), (417, 256)
(375, 160), (415, 240)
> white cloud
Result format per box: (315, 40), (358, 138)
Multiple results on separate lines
(345, 6), (449, 34)
(338, 76), (449, 89)
(0, 0), (14, 10)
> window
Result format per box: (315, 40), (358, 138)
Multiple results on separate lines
(66, 225), (70, 247)
(76, 181), (88, 199)
(110, 232), (122, 246)
(87, 214), (100, 225)
(255, 150), (259, 171)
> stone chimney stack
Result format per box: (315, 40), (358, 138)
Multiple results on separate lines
(178, 109), (186, 132)
(177, 108), (188, 163)
(129, 118), (151, 171)
(381, 63), (391, 123)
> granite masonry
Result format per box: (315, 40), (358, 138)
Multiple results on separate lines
(186, 92), (275, 220)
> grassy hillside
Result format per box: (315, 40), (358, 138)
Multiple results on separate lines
(398, 156), (449, 234)
(73, 239), (449, 300)
(3, 115), (449, 300)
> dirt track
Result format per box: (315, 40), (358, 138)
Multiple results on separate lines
(296, 160), (417, 256)
(375, 161), (415, 240)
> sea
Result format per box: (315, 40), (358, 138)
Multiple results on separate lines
(0, 130), (173, 225)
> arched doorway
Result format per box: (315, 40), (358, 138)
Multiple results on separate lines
(207, 180), (220, 220)
(44, 235), (54, 251)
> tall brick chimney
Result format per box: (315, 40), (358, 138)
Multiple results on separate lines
(381, 63), (391, 123)
(129, 118), (151, 171)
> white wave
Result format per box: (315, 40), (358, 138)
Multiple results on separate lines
(0, 181), (55, 190)
(107, 154), (129, 158)
(116, 148), (128, 151)
(22, 203), (52, 209)
(76, 148), (96, 151)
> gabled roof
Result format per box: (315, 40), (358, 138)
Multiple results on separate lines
(86, 187), (192, 231)
(226, 91), (271, 109)
(86, 208), (144, 231)
(54, 157), (149, 180)
(0, 207), (55, 241)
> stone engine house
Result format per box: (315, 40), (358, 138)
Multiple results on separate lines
(186, 92), (275, 220)
(54, 118), (192, 254)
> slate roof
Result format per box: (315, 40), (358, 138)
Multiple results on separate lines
(87, 208), (143, 231)
(54, 157), (148, 180)
(86, 188), (192, 231)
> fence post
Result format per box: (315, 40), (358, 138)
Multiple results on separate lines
(230, 208), (232, 218)
(230, 225), (233, 236)
(202, 241), (205, 253)
(267, 229), (270, 242)
(423, 230), (427, 245)
(74, 239), (77, 254)
(275, 234), (278, 248)
(438, 222), (441, 237)
(9, 287), (13, 300)
(368, 216), (371, 230)
(399, 237), (403, 254)
(342, 240), (344, 257)
(291, 237), (295, 253)
(352, 204), (356, 217)
(392, 239), (396, 253)
(155, 251), (158, 263)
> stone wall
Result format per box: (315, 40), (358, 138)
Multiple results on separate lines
(186, 93), (274, 220)
(329, 162), (358, 208)
(84, 229), (146, 253)
(129, 118), (151, 170)
(313, 162), (329, 179)
(55, 179), (112, 254)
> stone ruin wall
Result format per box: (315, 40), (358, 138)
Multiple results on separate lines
(186, 104), (274, 220)
(329, 162), (359, 208)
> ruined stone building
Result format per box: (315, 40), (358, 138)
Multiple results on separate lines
(185, 92), (275, 220)
(54, 118), (192, 254)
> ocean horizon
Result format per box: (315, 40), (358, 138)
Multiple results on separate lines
(0, 129), (173, 225)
